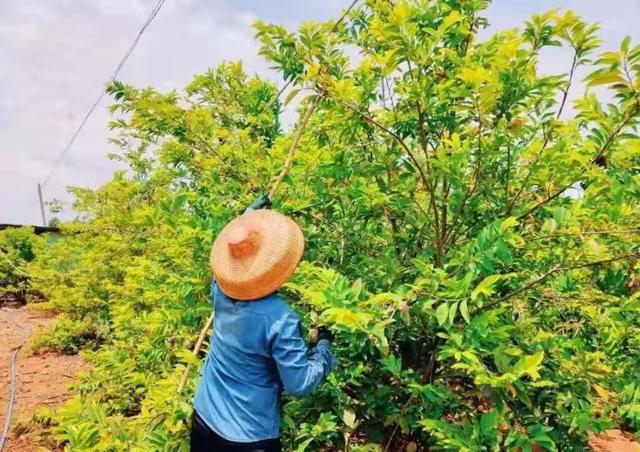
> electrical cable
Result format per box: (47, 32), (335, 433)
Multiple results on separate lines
(0, 310), (32, 452)
(41, 0), (167, 187)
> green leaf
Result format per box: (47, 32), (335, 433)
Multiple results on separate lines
(514, 351), (545, 380)
(284, 88), (301, 106)
(448, 301), (459, 325)
(471, 275), (503, 300)
(587, 71), (624, 86)
(458, 67), (494, 86)
(175, 349), (197, 365)
(500, 216), (518, 233)
(621, 35), (631, 53)
(342, 409), (357, 430)
(351, 279), (363, 298)
(460, 299), (470, 323)
(435, 303), (449, 326)
(479, 409), (500, 437)
(438, 10), (463, 33)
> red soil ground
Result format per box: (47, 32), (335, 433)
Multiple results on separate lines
(588, 430), (640, 452)
(0, 306), (86, 451)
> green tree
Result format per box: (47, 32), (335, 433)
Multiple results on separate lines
(6, 1), (639, 450)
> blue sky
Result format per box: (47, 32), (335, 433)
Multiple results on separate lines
(1, 0), (638, 225)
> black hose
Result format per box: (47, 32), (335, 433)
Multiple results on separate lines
(0, 349), (19, 451)
(0, 309), (32, 451)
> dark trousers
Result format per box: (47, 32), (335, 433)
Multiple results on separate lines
(190, 410), (282, 452)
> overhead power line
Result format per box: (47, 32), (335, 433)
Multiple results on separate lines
(41, 0), (166, 186)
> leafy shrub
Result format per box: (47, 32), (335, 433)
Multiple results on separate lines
(7, 1), (640, 450)
(0, 226), (41, 303)
(28, 315), (109, 354)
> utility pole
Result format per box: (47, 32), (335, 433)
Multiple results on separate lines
(37, 183), (47, 226)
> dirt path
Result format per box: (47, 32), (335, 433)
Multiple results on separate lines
(589, 430), (640, 452)
(0, 306), (86, 451)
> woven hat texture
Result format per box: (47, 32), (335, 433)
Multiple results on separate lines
(210, 209), (304, 300)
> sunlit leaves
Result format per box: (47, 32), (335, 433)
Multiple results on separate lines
(3, 1), (639, 450)
(471, 274), (504, 300)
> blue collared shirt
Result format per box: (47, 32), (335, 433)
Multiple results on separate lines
(194, 281), (335, 442)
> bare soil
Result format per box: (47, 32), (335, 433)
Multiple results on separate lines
(1, 306), (86, 451)
(589, 429), (640, 452)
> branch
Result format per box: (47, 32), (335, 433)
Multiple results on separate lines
(472, 252), (640, 315)
(444, 173), (479, 245)
(384, 396), (415, 452)
(268, 97), (318, 199)
(448, 216), (485, 246)
(332, 0), (360, 32)
(461, 14), (475, 56)
(411, 58), (448, 264)
(556, 50), (578, 119)
(591, 103), (639, 163)
(516, 98), (639, 221)
(177, 312), (215, 393)
(445, 114), (484, 244)
(415, 104), (442, 256)
(284, 199), (332, 216)
(526, 228), (640, 242)
(181, 120), (246, 184)
(507, 127), (551, 215)
(516, 182), (572, 221)
(504, 138), (512, 207)
(336, 99), (431, 192)
(1, 253), (28, 277)
(384, 77), (399, 124)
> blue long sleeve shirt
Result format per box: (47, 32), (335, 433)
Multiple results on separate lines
(193, 281), (335, 442)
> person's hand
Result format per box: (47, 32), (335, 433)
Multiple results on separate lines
(309, 326), (334, 344)
(317, 326), (334, 343)
(244, 194), (271, 213)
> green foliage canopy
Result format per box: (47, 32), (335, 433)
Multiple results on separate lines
(2, 1), (640, 450)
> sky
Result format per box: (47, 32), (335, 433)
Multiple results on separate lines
(1, 0), (639, 225)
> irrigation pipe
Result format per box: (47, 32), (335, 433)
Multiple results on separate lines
(0, 310), (32, 452)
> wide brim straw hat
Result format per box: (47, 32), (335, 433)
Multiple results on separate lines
(210, 209), (305, 301)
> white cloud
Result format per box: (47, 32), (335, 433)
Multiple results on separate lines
(1, 0), (638, 224)
(484, 1), (640, 116)
(0, 0), (267, 224)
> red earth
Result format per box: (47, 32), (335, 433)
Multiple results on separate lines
(588, 430), (640, 452)
(1, 306), (86, 451)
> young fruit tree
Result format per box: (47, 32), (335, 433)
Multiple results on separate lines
(2, 0), (639, 450)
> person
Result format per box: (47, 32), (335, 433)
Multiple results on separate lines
(191, 197), (336, 452)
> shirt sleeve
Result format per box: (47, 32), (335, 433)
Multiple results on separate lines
(269, 310), (336, 397)
(211, 280), (217, 311)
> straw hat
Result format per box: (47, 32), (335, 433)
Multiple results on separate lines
(210, 209), (305, 300)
